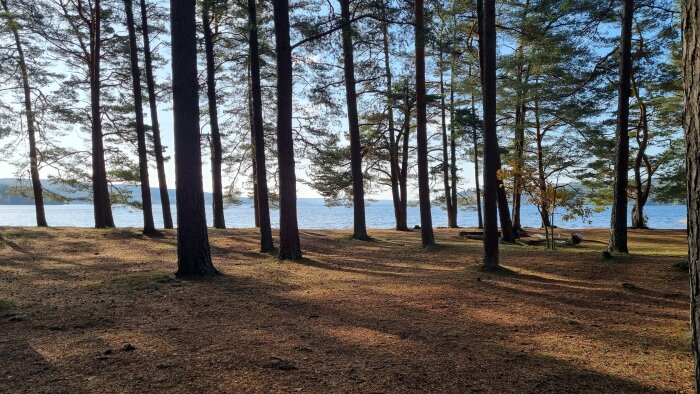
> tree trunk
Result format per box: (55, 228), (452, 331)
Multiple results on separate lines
(510, 3), (529, 233)
(248, 0), (274, 252)
(382, 20), (404, 232)
(124, 0), (156, 235)
(470, 93), (484, 229)
(683, 0), (700, 388)
(534, 93), (552, 228)
(1, 0), (47, 227)
(632, 78), (650, 229)
(202, 3), (226, 229)
(496, 156), (516, 242)
(247, 70), (261, 229)
(414, 0), (435, 247)
(90, 0), (115, 229)
(339, 0), (369, 241)
(439, 51), (456, 228)
(272, 0), (302, 260)
(171, 0), (217, 277)
(398, 93), (410, 231)
(478, 0), (499, 269)
(140, 0), (173, 229)
(449, 64), (460, 228)
(608, 0), (633, 254)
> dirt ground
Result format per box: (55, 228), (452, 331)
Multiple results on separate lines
(0, 226), (692, 393)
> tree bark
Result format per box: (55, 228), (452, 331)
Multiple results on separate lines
(682, 2), (700, 389)
(478, 0), (498, 269)
(202, 2), (226, 229)
(449, 65), (460, 228)
(1, 0), (47, 227)
(608, 0), (633, 254)
(631, 78), (650, 229)
(439, 50), (456, 228)
(414, 0), (435, 247)
(90, 0), (115, 229)
(339, 0), (369, 241)
(124, 0), (156, 235)
(534, 92), (552, 228)
(272, 0), (302, 260)
(248, 0), (274, 252)
(171, 0), (217, 277)
(470, 93), (484, 229)
(382, 19), (404, 231)
(510, 2), (529, 233)
(139, 0), (173, 229)
(399, 90), (411, 231)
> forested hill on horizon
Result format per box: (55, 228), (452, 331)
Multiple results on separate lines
(0, 178), (682, 207)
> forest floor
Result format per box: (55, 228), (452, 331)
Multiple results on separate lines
(0, 227), (692, 393)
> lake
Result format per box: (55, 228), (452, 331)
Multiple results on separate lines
(0, 200), (687, 230)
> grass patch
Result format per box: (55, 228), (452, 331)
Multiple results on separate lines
(0, 299), (15, 314)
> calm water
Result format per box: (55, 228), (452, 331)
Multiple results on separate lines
(0, 200), (687, 230)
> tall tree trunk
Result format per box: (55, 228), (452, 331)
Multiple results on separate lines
(510, 2), (529, 233)
(496, 156), (516, 242)
(1, 0), (47, 227)
(439, 50), (456, 228)
(470, 93), (484, 229)
(478, 0), (499, 269)
(631, 78), (650, 229)
(399, 91), (410, 231)
(382, 20), (404, 231)
(533, 93), (551, 228)
(414, 0), (435, 247)
(272, 0), (302, 260)
(140, 0), (173, 229)
(247, 73), (261, 229)
(449, 64), (460, 228)
(171, 0), (217, 277)
(125, 0), (156, 235)
(248, 0), (274, 252)
(339, 0), (369, 241)
(202, 2), (226, 229)
(608, 0), (633, 254)
(90, 0), (114, 229)
(682, 0), (700, 388)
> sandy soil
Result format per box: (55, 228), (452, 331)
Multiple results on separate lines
(0, 227), (692, 393)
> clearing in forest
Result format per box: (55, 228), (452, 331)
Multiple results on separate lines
(0, 227), (692, 393)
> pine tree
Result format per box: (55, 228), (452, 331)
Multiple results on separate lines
(272, 0), (302, 260)
(682, 0), (700, 387)
(171, 0), (218, 277)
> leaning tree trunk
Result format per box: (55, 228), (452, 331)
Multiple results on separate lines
(340, 0), (369, 241)
(478, 0), (499, 269)
(171, 0), (218, 277)
(202, 3), (226, 229)
(1, 0), (47, 227)
(247, 0), (274, 252)
(90, 0), (115, 229)
(140, 0), (173, 229)
(608, 0), (634, 254)
(682, 1), (700, 390)
(414, 0), (435, 247)
(125, 0), (156, 235)
(272, 0), (302, 260)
